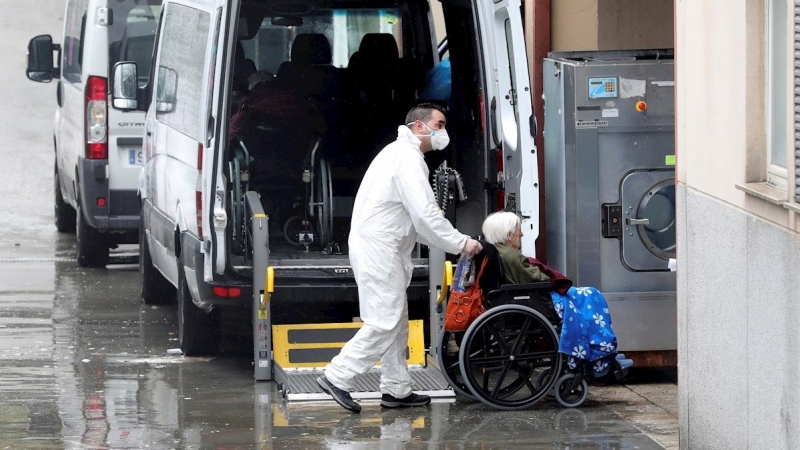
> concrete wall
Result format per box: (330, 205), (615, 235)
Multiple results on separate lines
(430, 0), (445, 48)
(552, 0), (673, 51)
(676, 0), (800, 448)
(551, 0), (599, 51)
(677, 187), (800, 449)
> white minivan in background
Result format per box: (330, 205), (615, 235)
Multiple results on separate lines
(26, 0), (161, 267)
(111, 0), (538, 356)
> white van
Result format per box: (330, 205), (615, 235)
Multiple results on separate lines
(26, 0), (162, 267)
(111, 0), (538, 356)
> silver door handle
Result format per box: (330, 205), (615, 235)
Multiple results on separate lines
(626, 218), (650, 226)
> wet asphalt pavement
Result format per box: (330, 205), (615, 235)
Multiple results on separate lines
(0, 246), (677, 449)
(0, 1), (678, 448)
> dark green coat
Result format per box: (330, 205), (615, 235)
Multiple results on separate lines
(495, 243), (550, 284)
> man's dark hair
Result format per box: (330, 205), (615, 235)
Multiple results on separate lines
(405, 103), (447, 126)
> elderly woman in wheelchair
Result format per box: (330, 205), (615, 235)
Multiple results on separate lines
(437, 212), (632, 410)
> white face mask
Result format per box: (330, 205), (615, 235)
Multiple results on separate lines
(408, 121), (450, 151)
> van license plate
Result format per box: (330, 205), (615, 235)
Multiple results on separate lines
(129, 149), (143, 165)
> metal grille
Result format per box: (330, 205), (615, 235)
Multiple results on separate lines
(282, 367), (453, 401)
(795, 1), (800, 202)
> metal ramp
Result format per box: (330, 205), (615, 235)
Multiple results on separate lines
(274, 364), (454, 401)
(269, 319), (454, 401)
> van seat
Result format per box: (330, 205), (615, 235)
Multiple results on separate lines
(346, 34), (409, 164)
(231, 41), (257, 111)
(277, 33), (341, 99)
(349, 33), (400, 102)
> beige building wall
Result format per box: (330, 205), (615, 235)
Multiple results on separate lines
(676, 0), (800, 448)
(430, 1), (446, 49)
(552, 0), (673, 51)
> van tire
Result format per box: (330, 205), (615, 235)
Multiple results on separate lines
(54, 165), (76, 233)
(177, 263), (219, 356)
(76, 204), (110, 268)
(140, 219), (175, 304)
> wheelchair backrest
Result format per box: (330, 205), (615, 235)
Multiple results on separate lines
(473, 241), (508, 294)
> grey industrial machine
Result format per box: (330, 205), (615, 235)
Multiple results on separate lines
(543, 50), (676, 354)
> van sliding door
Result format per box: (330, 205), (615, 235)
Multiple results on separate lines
(473, 0), (539, 257)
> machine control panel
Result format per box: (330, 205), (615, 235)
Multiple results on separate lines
(602, 204), (623, 238)
(575, 67), (674, 127)
(588, 77), (618, 99)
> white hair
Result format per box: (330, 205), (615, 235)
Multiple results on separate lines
(247, 70), (274, 91)
(481, 212), (521, 245)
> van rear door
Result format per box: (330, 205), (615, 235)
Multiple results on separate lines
(474, 0), (539, 257)
(205, 4), (228, 280)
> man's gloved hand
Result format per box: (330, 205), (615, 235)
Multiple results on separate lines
(462, 238), (483, 256)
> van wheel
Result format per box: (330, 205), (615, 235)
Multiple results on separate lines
(54, 165), (76, 233)
(140, 219), (175, 304)
(177, 263), (219, 356)
(76, 204), (110, 268)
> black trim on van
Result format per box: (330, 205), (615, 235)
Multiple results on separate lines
(143, 198), (174, 253)
(117, 137), (143, 147)
(143, 198), (250, 308)
(181, 230), (252, 308)
(78, 158), (139, 230)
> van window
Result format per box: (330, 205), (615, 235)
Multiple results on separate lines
(109, 1), (162, 87)
(63, 0), (88, 83)
(155, 4), (210, 140)
(240, 9), (402, 72)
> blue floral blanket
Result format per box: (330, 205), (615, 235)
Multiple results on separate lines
(550, 286), (618, 377)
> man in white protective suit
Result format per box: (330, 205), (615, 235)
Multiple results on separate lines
(317, 103), (483, 413)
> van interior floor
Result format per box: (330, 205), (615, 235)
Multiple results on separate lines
(268, 241), (350, 264)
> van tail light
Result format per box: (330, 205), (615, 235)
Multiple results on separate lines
(196, 190), (203, 240)
(85, 76), (107, 159)
(212, 286), (241, 298)
(496, 148), (505, 211)
(196, 143), (203, 239)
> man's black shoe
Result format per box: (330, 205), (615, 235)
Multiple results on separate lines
(317, 376), (361, 413)
(380, 392), (431, 408)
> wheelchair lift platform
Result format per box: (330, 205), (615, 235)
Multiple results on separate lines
(269, 320), (454, 401)
(275, 364), (454, 402)
(248, 194), (454, 401)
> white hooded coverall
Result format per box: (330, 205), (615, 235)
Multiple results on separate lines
(324, 126), (468, 398)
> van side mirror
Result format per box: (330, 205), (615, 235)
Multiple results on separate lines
(155, 66), (177, 113)
(112, 62), (139, 110)
(27, 35), (60, 83)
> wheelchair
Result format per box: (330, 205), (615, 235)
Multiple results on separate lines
(436, 243), (629, 410)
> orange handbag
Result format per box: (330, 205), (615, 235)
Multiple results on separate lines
(444, 258), (488, 332)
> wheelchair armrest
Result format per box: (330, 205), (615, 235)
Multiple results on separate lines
(499, 282), (552, 292)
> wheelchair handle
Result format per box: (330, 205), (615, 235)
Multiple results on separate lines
(436, 261), (453, 305)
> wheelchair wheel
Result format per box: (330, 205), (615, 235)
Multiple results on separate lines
(435, 330), (475, 399)
(534, 368), (551, 390)
(554, 373), (589, 408)
(315, 157), (333, 248)
(459, 304), (561, 410)
(282, 215), (305, 246)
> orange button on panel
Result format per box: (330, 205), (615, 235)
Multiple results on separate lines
(635, 101), (647, 112)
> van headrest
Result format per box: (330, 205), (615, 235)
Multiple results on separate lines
(358, 33), (399, 61)
(291, 34), (332, 65)
(233, 41), (256, 91)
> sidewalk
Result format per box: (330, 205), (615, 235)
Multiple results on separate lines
(591, 369), (679, 449)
